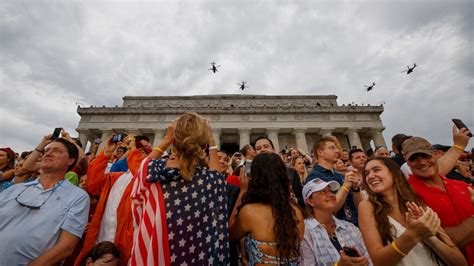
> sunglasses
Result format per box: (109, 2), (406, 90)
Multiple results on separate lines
(15, 185), (58, 210)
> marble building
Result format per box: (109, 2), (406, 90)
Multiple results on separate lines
(76, 94), (387, 154)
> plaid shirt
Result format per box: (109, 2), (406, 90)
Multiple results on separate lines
(300, 217), (372, 266)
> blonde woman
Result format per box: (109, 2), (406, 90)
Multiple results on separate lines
(130, 113), (228, 265)
(291, 156), (309, 184)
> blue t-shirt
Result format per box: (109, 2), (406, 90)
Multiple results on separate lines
(306, 164), (358, 226)
(109, 157), (129, 173)
(0, 179), (90, 265)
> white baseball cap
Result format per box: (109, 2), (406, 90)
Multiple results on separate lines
(303, 178), (340, 202)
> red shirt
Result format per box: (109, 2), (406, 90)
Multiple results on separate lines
(408, 175), (474, 264)
(226, 175), (240, 187)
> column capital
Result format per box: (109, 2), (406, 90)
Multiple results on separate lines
(370, 127), (385, 133)
(319, 128), (334, 137)
(292, 128), (307, 134)
(266, 128), (280, 134)
(344, 128), (361, 134)
(153, 129), (166, 133)
(238, 128), (252, 134)
(212, 128), (222, 134)
(126, 129), (142, 135)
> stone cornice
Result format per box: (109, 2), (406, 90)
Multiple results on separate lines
(122, 94), (338, 101)
(77, 105), (384, 115)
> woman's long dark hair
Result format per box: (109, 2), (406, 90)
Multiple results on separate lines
(363, 157), (442, 264)
(238, 152), (301, 261)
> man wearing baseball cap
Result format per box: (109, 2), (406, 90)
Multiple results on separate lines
(405, 127), (473, 264)
(300, 178), (371, 265)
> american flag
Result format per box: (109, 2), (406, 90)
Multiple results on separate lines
(129, 157), (170, 266)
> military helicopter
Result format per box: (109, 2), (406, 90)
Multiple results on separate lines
(401, 63), (417, 75)
(237, 81), (248, 90)
(364, 82), (376, 92)
(208, 61), (221, 73)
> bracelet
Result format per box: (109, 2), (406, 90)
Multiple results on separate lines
(452, 144), (465, 151)
(334, 263), (338, 266)
(209, 145), (218, 150)
(351, 186), (361, 192)
(341, 185), (350, 193)
(154, 147), (164, 153)
(35, 148), (44, 154)
(390, 241), (407, 257)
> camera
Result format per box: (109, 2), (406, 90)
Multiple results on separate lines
(111, 133), (127, 143)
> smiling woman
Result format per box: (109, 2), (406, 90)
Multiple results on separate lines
(359, 157), (467, 266)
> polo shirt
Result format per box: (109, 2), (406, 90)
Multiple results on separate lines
(306, 165), (358, 226)
(408, 175), (474, 264)
(0, 179), (90, 265)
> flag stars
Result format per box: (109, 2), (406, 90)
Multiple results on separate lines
(176, 217), (184, 226)
(179, 238), (186, 247)
(194, 210), (201, 218)
(187, 224), (194, 232)
(198, 251), (205, 260)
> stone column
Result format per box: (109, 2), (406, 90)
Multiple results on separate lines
(152, 129), (165, 146)
(319, 128), (334, 137)
(361, 137), (372, 151)
(371, 129), (387, 148)
(238, 128), (251, 149)
(212, 129), (222, 149)
(98, 129), (113, 151)
(266, 128), (280, 152)
(345, 129), (363, 149)
(77, 130), (89, 150)
(293, 128), (309, 154)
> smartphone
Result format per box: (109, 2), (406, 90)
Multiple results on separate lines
(452, 119), (472, 137)
(51, 128), (62, 140)
(94, 138), (102, 144)
(244, 161), (252, 177)
(111, 133), (126, 143)
(343, 246), (359, 257)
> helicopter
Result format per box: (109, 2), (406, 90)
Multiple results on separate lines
(401, 63), (417, 75)
(364, 82), (376, 92)
(237, 81), (248, 90)
(208, 61), (221, 73)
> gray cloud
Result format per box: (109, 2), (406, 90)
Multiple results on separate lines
(1, 0), (472, 152)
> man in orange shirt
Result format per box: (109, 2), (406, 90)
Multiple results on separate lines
(75, 135), (149, 266)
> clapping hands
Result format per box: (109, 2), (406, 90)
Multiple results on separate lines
(405, 202), (441, 240)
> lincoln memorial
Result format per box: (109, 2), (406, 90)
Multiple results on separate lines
(76, 94), (387, 154)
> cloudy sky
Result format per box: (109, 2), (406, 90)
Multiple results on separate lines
(1, 0), (473, 152)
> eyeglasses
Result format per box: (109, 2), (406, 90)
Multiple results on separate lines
(15, 186), (57, 210)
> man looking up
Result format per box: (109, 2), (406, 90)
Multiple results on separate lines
(0, 135), (90, 265)
(405, 126), (473, 264)
(254, 136), (304, 207)
(347, 148), (367, 204)
(306, 137), (360, 226)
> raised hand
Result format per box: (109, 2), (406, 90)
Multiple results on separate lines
(239, 167), (249, 193)
(37, 134), (54, 151)
(103, 135), (118, 157)
(452, 125), (470, 149)
(344, 169), (359, 189)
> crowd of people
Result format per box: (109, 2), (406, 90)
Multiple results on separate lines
(0, 112), (473, 266)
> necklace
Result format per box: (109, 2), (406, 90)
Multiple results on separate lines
(321, 221), (337, 240)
